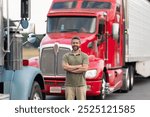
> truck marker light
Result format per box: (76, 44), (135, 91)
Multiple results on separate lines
(23, 59), (29, 66)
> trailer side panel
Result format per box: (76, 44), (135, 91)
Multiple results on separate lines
(125, 0), (150, 62)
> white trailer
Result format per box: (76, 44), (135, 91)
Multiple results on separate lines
(124, 0), (150, 77)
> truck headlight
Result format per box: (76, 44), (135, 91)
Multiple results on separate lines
(85, 70), (97, 79)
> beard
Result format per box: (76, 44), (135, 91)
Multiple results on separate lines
(72, 45), (80, 51)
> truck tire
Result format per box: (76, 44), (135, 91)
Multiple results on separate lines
(29, 81), (43, 100)
(129, 66), (134, 90)
(94, 74), (106, 100)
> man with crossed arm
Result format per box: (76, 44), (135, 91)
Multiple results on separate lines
(62, 36), (89, 100)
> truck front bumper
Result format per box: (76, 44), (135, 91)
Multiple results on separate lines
(86, 80), (102, 96)
(44, 80), (102, 96)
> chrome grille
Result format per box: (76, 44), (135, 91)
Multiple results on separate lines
(40, 46), (70, 76)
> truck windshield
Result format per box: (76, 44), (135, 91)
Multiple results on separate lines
(82, 1), (111, 9)
(47, 16), (96, 33)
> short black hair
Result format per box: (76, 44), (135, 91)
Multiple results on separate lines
(71, 36), (81, 43)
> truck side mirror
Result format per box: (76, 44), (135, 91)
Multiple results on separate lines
(23, 33), (37, 46)
(21, 0), (31, 19)
(21, 0), (31, 29)
(27, 33), (37, 43)
(112, 23), (119, 40)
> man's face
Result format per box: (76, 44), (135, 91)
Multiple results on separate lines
(71, 39), (81, 51)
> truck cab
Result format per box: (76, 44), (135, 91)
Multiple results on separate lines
(29, 0), (129, 99)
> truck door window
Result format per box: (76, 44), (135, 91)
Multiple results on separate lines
(52, 1), (77, 9)
(97, 21), (105, 45)
(98, 23), (105, 35)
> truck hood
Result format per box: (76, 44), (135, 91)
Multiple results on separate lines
(40, 33), (96, 46)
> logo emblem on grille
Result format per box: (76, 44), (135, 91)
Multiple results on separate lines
(54, 43), (59, 55)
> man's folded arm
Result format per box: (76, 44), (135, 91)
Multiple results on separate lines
(62, 62), (82, 72)
(71, 64), (88, 73)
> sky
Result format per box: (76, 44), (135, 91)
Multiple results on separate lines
(3, 0), (52, 34)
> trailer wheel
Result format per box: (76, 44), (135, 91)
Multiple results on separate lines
(29, 81), (43, 100)
(129, 66), (134, 90)
(94, 74), (106, 100)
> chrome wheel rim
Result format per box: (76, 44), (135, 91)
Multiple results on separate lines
(33, 93), (41, 100)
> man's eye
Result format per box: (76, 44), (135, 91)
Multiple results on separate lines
(73, 42), (79, 44)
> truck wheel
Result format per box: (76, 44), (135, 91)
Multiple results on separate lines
(29, 81), (43, 100)
(94, 74), (106, 100)
(129, 66), (134, 90)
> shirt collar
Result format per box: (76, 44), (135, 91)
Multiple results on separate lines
(69, 49), (81, 56)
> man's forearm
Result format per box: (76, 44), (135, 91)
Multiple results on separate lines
(63, 64), (82, 72)
(71, 65), (88, 73)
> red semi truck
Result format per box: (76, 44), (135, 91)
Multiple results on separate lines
(29, 0), (150, 99)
